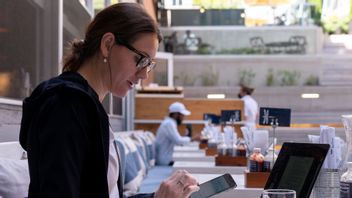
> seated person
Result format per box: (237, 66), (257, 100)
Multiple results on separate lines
(155, 102), (192, 166)
(18, 3), (199, 198)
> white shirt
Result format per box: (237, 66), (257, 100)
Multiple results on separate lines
(241, 95), (259, 129)
(108, 129), (119, 198)
(155, 117), (191, 165)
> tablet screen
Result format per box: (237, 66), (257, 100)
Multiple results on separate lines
(277, 156), (314, 197)
(197, 175), (232, 197)
(190, 174), (236, 198)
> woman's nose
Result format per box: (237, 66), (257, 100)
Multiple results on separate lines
(136, 67), (148, 80)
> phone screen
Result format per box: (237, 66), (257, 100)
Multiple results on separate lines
(190, 173), (237, 198)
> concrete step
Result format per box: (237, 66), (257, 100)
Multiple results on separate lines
(291, 111), (350, 124)
(320, 55), (352, 85)
(322, 35), (352, 55)
(323, 48), (352, 55)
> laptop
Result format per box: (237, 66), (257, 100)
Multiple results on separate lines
(220, 110), (241, 123)
(264, 142), (330, 198)
(203, 113), (220, 125)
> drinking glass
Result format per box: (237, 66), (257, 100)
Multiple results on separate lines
(262, 189), (296, 198)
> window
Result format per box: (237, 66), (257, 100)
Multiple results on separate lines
(102, 93), (123, 116)
(0, 0), (39, 99)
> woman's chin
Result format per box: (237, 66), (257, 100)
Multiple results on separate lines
(112, 88), (129, 98)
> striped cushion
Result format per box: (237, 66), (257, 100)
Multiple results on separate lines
(139, 132), (156, 167)
(132, 134), (150, 170)
(117, 136), (145, 196)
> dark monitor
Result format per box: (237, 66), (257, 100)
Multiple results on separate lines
(203, 113), (220, 125)
(220, 110), (241, 123)
(265, 142), (330, 198)
(259, 107), (291, 127)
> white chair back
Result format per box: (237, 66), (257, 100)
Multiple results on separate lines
(0, 141), (25, 160)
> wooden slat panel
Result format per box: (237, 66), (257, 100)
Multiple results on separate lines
(183, 99), (244, 120)
(135, 96), (245, 139)
(135, 123), (204, 137)
(135, 97), (244, 120)
(135, 97), (183, 120)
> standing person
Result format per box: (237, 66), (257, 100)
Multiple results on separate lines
(155, 102), (192, 166)
(238, 84), (259, 129)
(19, 3), (198, 198)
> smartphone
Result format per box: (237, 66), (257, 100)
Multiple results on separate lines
(189, 173), (237, 198)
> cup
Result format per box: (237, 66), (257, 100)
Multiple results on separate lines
(262, 189), (296, 198)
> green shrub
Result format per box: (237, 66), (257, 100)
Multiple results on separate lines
(277, 70), (301, 86)
(266, 69), (275, 86)
(197, 43), (214, 54)
(217, 48), (259, 55)
(323, 16), (351, 34)
(174, 72), (196, 86)
(200, 66), (219, 86)
(304, 75), (319, 86)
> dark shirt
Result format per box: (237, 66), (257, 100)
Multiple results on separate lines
(19, 72), (153, 198)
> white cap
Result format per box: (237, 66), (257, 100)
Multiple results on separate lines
(169, 102), (191, 116)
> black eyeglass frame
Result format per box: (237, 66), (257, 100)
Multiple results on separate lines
(116, 38), (156, 72)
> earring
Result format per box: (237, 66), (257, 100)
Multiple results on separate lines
(103, 57), (107, 63)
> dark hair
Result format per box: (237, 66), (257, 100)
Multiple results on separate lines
(169, 112), (181, 117)
(240, 84), (255, 95)
(63, 3), (162, 72)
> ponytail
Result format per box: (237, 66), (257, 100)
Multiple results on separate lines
(62, 39), (85, 72)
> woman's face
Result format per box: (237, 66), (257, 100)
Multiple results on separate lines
(107, 33), (159, 97)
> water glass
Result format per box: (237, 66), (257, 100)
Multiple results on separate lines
(262, 189), (296, 198)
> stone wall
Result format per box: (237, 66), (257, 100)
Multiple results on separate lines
(173, 55), (322, 87)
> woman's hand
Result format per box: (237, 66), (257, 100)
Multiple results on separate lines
(154, 170), (199, 198)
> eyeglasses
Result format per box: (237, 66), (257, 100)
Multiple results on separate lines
(116, 38), (156, 73)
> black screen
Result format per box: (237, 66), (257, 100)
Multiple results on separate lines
(203, 113), (220, 125)
(264, 143), (330, 198)
(259, 107), (291, 126)
(277, 156), (314, 197)
(190, 174), (236, 198)
(220, 110), (241, 123)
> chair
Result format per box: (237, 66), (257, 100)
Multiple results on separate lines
(0, 142), (29, 198)
(288, 36), (307, 54)
(249, 37), (266, 53)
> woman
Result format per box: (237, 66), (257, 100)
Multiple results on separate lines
(19, 3), (198, 198)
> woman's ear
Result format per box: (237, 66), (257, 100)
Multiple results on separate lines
(100, 32), (115, 58)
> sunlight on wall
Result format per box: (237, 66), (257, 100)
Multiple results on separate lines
(0, 73), (11, 96)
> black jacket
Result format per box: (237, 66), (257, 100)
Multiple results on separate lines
(19, 72), (153, 198)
